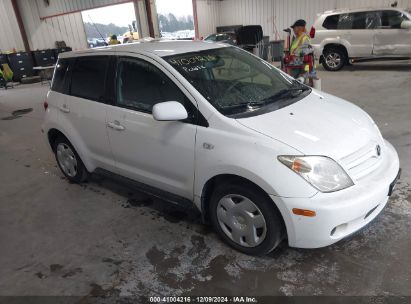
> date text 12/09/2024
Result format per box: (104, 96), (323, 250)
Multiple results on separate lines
(149, 296), (258, 303)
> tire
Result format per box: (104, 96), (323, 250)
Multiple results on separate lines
(209, 181), (285, 256)
(53, 136), (89, 183)
(322, 47), (346, 71)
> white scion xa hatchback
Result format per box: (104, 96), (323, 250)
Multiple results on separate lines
(42, 41), (400, 255)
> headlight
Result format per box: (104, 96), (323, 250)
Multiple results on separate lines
(278, 156), (354, 193)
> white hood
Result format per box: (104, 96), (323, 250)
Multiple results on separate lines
(236, 91), (383, 160)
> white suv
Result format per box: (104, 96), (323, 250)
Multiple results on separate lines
(311, 7), (411, 71)
(42, 41), (400, 255)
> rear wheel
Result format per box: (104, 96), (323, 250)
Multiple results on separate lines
(209, 181), (284, 255)
(54, 136), (89, 183)
(322, 47), (346, 71)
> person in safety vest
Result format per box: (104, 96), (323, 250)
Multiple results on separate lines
(289, 19), (312, 78)
(108, 34), (121, 45)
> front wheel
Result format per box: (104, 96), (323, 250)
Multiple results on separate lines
(322, 47), (346, 71)
(209, 182), (285, 255)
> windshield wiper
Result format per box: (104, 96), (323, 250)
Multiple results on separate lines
(219, 101), (266, 111)
(290, 80), (310, 91)
(262, 84), (310, 104)
(219, 83), (311, 114)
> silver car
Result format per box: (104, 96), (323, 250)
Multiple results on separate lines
(311, 7), (411, 71)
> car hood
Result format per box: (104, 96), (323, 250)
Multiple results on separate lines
(236, 91), (383, 160)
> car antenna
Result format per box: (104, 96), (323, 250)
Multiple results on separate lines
(88, 14), (108, 46)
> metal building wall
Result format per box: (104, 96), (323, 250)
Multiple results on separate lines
(17, 0), (88, 51)
(0, 0), (25, 52)
(335, 0), (411, 9)
(196, 0), (221, 38)
(34, 0), (134, 19)
(197, 0), (411, 39)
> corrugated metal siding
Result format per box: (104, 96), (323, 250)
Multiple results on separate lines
(197, 0), (221, 38)
(335, 0), (411, 9)
(34, 0), (133, 19)
(17, 0), (88, 51)
(197, 0), (411, 38)
(0, 0), (25, 52)
(218, 0), (333, 39)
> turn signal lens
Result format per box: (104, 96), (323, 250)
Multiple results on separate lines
(43, 100), (48, 111)
(291, 158), (311, 173)
(292, 208), (316, 217)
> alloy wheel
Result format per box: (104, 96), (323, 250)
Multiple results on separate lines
(325, 52), (342, 69)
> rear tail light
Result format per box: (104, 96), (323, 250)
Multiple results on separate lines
(309, 26), (315, 38)
(43, 100), (48, 111)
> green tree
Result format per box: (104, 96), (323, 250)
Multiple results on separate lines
(158, 13), (194, 32)
(84, 22), (128, 39)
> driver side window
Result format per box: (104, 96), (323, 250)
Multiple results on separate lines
(116, 58), (188, 113)
(381, 10), (409, 28)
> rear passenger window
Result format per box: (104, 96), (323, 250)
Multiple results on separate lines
(51, 59), (69, 93)
(365, 11), (382, 29)
(70, 56), (108, 101)
(351, 12), (367, 29)
(116, 58), (188, 113)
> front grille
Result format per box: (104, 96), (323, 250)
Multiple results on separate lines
(340, 141), (382, 181)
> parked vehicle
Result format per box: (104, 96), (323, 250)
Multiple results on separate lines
(43, 41), (400, 255)
(311, 7), (411, 71)
(88, 38), (106, 48)
(204, 32), (238, 45)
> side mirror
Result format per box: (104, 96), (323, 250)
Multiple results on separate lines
(401, 20), (411, 29)
(152, 101), (188, 121)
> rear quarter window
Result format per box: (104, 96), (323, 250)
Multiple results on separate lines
(322, 15), (339, 29)
(51, 59), (70, 93)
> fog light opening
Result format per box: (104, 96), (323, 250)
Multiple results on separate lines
(330, 223), (348, 237)
(364, 204), (379, 220)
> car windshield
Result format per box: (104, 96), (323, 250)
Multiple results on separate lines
(164, 47), (310, 117)
(204, 35), (216, 41)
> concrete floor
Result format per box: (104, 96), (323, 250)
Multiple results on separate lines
(0, 61), (411, 298)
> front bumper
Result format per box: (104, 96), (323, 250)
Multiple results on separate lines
(272, 140), (400, 248)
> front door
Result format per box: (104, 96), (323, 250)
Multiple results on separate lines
(106, 55), (198, 199)
(373, 10), (411, 55)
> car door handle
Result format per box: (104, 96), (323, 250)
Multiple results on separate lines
(107, 121), (125, 131)
(59, 104), (70, 113)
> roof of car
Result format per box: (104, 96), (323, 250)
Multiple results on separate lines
(321, 6), (406, 15)
(59, 39), (229, 58)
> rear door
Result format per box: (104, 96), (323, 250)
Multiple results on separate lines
(337, 12), (375, 57)
(105, 55), (200, 199)
(48, 58), (71, 122)
(373, 10), (411, 55)
(59, 55), (115, 171)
